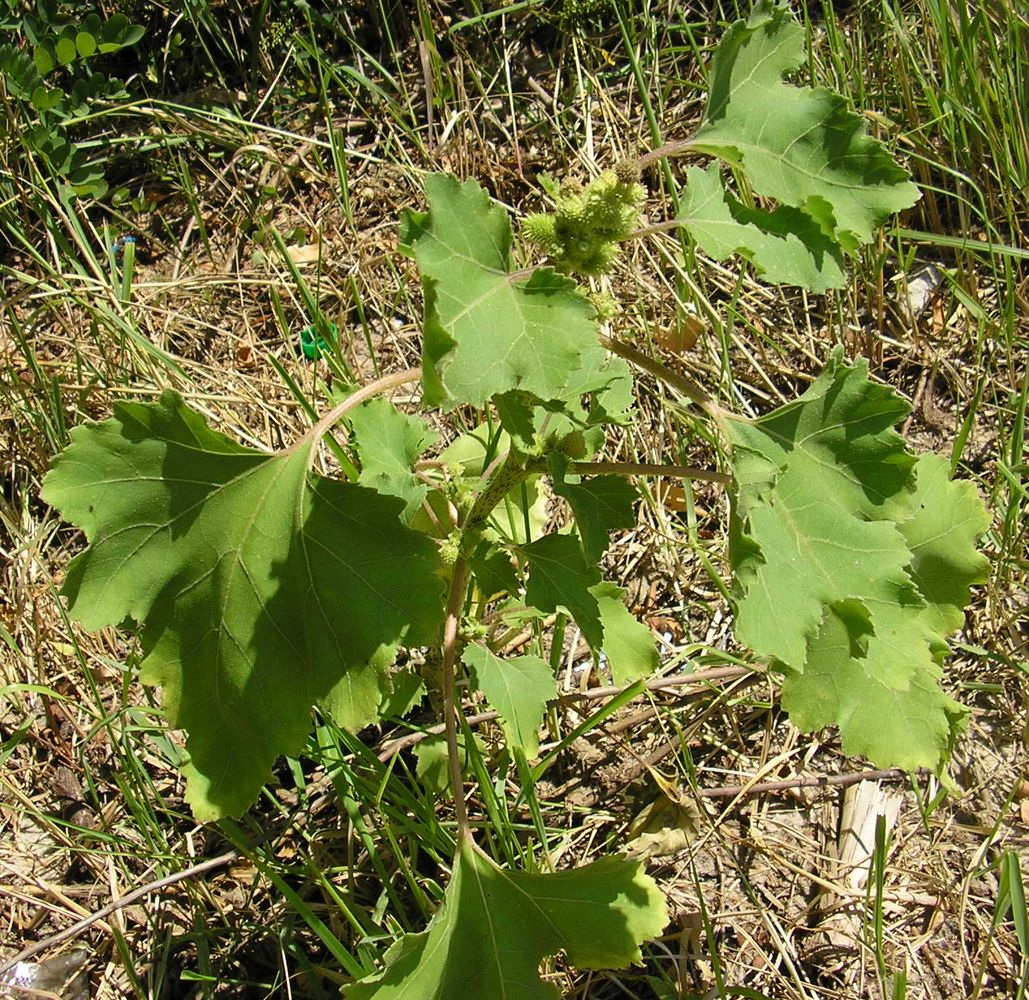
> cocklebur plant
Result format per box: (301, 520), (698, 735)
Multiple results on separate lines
(40, 3), (988, 995)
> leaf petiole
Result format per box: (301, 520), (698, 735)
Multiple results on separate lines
(600, 334), (713, 410)
(303, 366), (424, 464)
(440, 554), (473, 839)
(527, 457), (730, 485)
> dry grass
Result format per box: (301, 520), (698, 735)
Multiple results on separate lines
(1, 1), (1026, 997)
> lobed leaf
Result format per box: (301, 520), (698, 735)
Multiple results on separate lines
(593, 583), (660, 684)
(522, 535), (658, 680)
(523, 534), (603, 648)
(344, 839), (668, 999)
(463, 644), (557, 758)
(726, 350), (988, 770)
(693, 0), (919, 252)
(679, 162), (846, 291)
(42, 392), (444, 820)
(349, 398), (439, 524)
(551, 454), (638, 564)
(399, 173), (610, 410)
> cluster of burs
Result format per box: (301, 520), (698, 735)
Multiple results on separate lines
(522, 161), (646, 276)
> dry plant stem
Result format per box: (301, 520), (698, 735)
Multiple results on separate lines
(0, 851), (239, 976)
(631, 219), (688, 240)
(600, 334), (714, 410)
(441, 556), (473, 839)
(697, 767), (912, 799)
(378, 666), (752, 760)
(304, 366), (423, 455)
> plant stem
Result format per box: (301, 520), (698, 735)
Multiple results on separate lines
(698, 768), (914, 800)
(635, 136), (699, 171)
(629, 218), (686, 240)
(528, 457), (730, 485)
(377, 665), (752, 761)
(600, 334), (714, 410)
(304, 366), (423, 456)
(0, 850), (239, 975)
(464, 450), (527, 529)
(441, 556), (472, 839)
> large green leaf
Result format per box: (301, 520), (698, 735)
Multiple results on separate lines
(693, 0), (919, 251)
(42, 392), (444, 820)
(399, 173), (607, 408)
(344, 839), (668, 999)
(726, 351), (988, 770)
(680, 163), (846, 291)
(888, 453), (992, 635)
(780, 453), (989, 766)
(594, 583), (660, 685)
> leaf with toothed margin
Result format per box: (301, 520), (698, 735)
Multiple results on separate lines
(523, 533), (603, 648)
(594, 583), (660, 685)
(463, 643), (556, 758)
(680, 162), (846, 291)
(349, 397), (439, 524)
(399, 173), (609, 410)
(42, 391), (444, 821)
(344, 839), (668, 999)
(725, 350), (988, 771)
(551, 453), (638, 564)
(692, 0), (919, 253)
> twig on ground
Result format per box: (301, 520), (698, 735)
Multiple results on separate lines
(0, 851), (239, 977)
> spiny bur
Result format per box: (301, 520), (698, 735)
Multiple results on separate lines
(522, 167), (645, 276)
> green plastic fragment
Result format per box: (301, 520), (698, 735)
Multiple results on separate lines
(300, 322), (338, 359)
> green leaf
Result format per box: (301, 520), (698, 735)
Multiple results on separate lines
(523, 534), (603, 648)
(1, 44), (43, 98)
(32, 42), (54, 76)
(349, 398), (439, 523)
(100, 12), (128, 42)
(593, 583), (660, 684)
(551, 454), (638, 563)
(492, 389), (551, 453)
(492, 347), (633, 451)
(680, 163), (846, 291)
(344, 839), (668, 998)
(694, 0), (919, 251)
(97, 14), (144, 54)
(30, 84), (62, 112)
(780, 598), (968, 769)
(42, 392), (443, 820)
(726, 350), (988, 770)
(400, 173), (603, 409)
(414, 733), (483, 795)
(463, 644), (557, 758)
(888, 453), (991, 635)
(379, 669), (425, 719)
(468, 539), (520, 601)
(55, 33), (76, 66)
(436, 421), (504, 476)
(119, 24), (145, 47)
(75, 31), (96, 58)
(413, 735), (451, 794)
